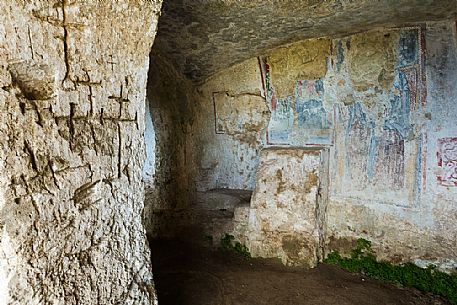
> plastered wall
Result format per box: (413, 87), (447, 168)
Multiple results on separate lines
(325, 22), (457, 270)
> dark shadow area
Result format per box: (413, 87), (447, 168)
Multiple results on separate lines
(150, 239), (450, 305)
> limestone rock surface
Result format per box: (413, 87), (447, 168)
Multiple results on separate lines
(0, 1), (162, 304)
(248, 148), (323, 267)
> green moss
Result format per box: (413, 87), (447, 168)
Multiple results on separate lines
(324, 238), (457, 304)
(221, 234), (251, 258)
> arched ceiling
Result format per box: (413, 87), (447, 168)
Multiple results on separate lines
(153, 0), (457, 82)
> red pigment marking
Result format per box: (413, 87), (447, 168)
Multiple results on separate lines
(271, 94), (277, 111)
(258, 57), (267, 97)
(436, 137), (457, 186)
(401, 66), (418, 111)
(422, 132), (427, 191)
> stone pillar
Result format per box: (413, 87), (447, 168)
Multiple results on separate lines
(0, 1), (162, 304)
(248, 148), (327, 267)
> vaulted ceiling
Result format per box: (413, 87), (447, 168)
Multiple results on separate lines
(152, 0), (457, 82)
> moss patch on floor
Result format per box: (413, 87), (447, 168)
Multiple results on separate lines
(221, 234), (251, 258)
(324, 239), (457, 304)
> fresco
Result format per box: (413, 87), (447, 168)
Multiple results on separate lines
(213, 91), (269, 137)
(267, 96), (293, 143)
(264, 62), (293, 144)
(378, 29), (423, 191)
(437, 137), (457, 186)
(336, 27), (426, 204)
(263, 61), (332, 145)
(295, 79), (327, 129)
(260, 27), (427, 203)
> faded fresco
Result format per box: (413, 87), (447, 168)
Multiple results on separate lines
(333, 27), (426, 206)
(197, 22), (457, 270)
(293, 80), (333, 145)
(263, 61), (294, 144)
(437, 137), (457, 186)
(295, 80), (326, 129)
(262, 27), (426, 206)
(263, 62), (333, 145)
(266, 95), (294, 144)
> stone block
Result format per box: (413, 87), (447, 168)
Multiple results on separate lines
(248, 147), (322, 267)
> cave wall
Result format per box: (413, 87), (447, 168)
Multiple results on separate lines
(325, 21), (457, 269)
(143, 99), (156, 189)
(194, 59), (270, 191)
(0, 1), (162, 304)
(144, 50), (198, 237)
(187, 21), (457, 269)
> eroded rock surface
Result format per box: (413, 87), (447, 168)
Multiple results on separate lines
(248, 148), (323, 267)
(0, 1), (162, 304)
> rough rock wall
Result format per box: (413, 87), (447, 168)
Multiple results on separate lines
(144, 49), (198, 236)
(0, 1), (162, 304)
(144, 56), (270, 239)
(425, 22), (457, 262)
(193, 59), (270, 191)
(143, 99), (156, 188)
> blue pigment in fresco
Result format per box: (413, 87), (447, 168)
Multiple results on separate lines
(273, 97), (292, 121)
(314, 79), (324, 93)
(384, 71), (412, 139)
(336, 40), (345, 72)
(381, 29), (419, 140)
(269, 130), (290, 142)
(294, 79), (330, 130)
(269, 96), (293, 143)
(295, 99), (328, 129)
(367, 130), (377, 179)
(346, 102), (369, 134)
(398, 30), (418, 68)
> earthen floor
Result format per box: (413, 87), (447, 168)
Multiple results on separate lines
(150, 240), (449, 305)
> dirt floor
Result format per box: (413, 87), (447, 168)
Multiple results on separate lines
(150, 240), (450, 305)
